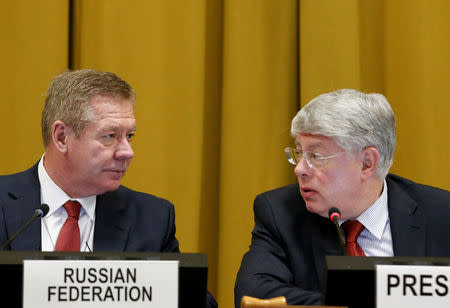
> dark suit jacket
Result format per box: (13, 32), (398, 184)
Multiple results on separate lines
(234, 174), (450, 307)
(0, 163), (179, 252)
(0, 163), (218, 308)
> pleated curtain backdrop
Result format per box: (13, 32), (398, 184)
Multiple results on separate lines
(1, 1), (449, 307)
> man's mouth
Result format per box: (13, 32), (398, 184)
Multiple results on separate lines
(300, 186), (317, 198)
(301, 186), (314, 192)
(105, 169), (126, 178)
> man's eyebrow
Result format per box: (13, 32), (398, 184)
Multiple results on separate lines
(295, 141), (324, 151)
(100, 126), (119, 132)
(100, 125), (136, 133)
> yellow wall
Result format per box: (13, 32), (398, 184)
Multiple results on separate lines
(0, 1), (68, 172)
(385, 0), (450, 188)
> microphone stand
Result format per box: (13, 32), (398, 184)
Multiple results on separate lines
(329, 207), (346, 256)
(1, 205), (49, 250)
(331, 216), (346, 255)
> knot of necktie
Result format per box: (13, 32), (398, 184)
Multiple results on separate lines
(342, 219), (365, 256)
(63, 200), (81, 219)
(55, 200), (82, 251)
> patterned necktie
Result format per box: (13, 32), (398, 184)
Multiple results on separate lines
(55, 201), (81, 251)
(342, 220), (366, 256)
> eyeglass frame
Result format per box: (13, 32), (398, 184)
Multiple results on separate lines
(284, 146), (344, 170)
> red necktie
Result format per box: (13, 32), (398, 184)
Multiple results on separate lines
(55, 201), (81, 251)
(342, 220), (366, 256)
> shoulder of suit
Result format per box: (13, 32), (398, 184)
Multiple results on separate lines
(0, 164), (39, 195)
(387, 173), (450, 212)
(257, 183), (300, 199)
(107, 185), (175, 206)
(255, 183), (305, 212)
(0, 164), (38, 180)
(387, 173), (449, 197)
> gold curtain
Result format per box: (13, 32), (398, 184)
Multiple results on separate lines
(2, 1), (449, 307)
(0, 0), (68, 169)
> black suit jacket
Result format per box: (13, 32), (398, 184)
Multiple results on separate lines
(234, 174), (450, 307)
(0, 163), (178, 252)
(0, 163), (218, 308)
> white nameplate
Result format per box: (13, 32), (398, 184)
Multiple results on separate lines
(23, 260), (178, 308)
(377, 264), (450, 308)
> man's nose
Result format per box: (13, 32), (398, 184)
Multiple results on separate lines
(115, 138), (134, 160)
(294, 156), (312, 177)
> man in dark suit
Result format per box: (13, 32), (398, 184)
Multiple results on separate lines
(0, 69), (217, 307)
(234, 89), (450, 307)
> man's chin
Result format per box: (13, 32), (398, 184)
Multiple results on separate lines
(305, 202), (328, 218)
(98, 180), (122, 194)
(108, 181), (121, 191)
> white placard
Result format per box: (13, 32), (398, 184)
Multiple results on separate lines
(23, 260), (178, 308)
(377, 264), (450, 308)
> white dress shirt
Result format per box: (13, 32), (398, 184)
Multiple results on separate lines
(340, 180), (394, 257)
(38, 156), (96, 252)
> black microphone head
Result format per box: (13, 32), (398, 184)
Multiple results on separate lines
(328, 207), (341, 221)
(35, 204), (50, 218)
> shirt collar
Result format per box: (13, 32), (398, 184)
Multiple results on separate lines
(38, 155), (96, 220)
(353, 180), (389, 240)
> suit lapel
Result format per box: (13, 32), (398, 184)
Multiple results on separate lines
(93, 189), (130, 251)
(3, 164), (42, 250)
(310, 214), (344, 285)
(387, 177), (426, 256)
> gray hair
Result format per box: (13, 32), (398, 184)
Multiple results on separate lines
(41, 69), (135, 148)
(291, 89), (396, 178)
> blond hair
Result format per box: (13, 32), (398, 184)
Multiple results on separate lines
(41, 69), (135, 147)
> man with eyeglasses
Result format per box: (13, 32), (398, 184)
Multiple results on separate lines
(234, 89), (450, 307)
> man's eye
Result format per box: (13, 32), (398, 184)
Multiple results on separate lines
(309, 153), (323, 161)
(105, 134), (115, 139)
(127, 133), (134, 141)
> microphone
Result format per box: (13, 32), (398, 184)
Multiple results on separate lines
(1, 204), (50, 250)
(328, 207), (346, 255)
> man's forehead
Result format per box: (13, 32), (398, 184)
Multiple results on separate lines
(89, 95), (134, 109)
(98, 123), (137, 132)
(295, 134), (336, 148)
(84, 99), (136, 133)
(89, 98), (135, 117)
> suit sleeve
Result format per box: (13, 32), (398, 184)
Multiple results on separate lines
(0, 201), (7, 245)
(234, 193), (321, 308)
(162, 200), (218, 308)
(161, 200), (180, 253)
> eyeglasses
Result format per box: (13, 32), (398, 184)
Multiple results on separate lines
(284, 147), (343, 170)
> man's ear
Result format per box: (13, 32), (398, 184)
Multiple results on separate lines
(361, 147), (379, 179)
(50, 120), (72, 153)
